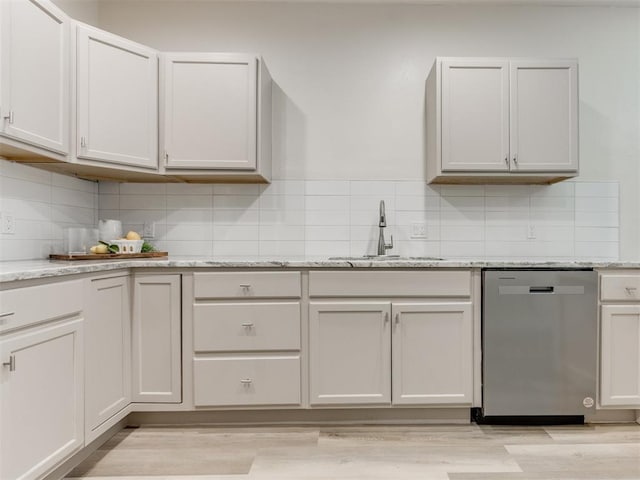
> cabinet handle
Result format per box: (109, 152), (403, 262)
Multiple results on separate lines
(395, 313), (400, 325)
(2, 355), (15, 372)
(164, 151), (169, 162)
(0, 312), (15, 319)
(240, 284), (252, 294)
(513, 156), (518, 165)
(3, 110), (14, 124)
(504, 157), (509, 166)
(80, 136), (87, 148)
(384, 312), (389, 323)
(241, 322), (254, 328)
(625, 287), (638, 295)
(240, 378), (252, 385)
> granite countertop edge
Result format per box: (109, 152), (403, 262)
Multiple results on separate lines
(1, 257), (639, 283)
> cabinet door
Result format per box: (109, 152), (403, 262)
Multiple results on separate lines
(76, 24), (158, 169)
(441, 59), (509, 172)
(0, 0), (69, 153)
(161, 53), (258, 170)
(132, 274), (181, 403)
(309, 302), (391, 405)
(601, 305), (640, 407)
(392, 302), (473, 405)
(509, 60), (578, 172)
(84, 275), (131, 442)
(0, 319), (83, 480)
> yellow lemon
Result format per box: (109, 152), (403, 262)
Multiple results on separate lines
(125, 231), (141, 240)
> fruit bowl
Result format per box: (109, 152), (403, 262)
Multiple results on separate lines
(110, 239), (144, 254)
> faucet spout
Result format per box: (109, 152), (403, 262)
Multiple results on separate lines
(376, 200), (393, 256)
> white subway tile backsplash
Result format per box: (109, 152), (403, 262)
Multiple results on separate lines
(350, 181), (395, 196)
(442, 225), (484, 242)
(260, 194), (305, 211)
(575, 227), (619, 242)
(120, 194), (167, 210)
(259, 225), (305, 241)
(575, 196), (619, 212)
(574, 182), (619, 197)
(212, 209), (259, 225)
(213, 184), (261, 196)
(165, 224), (213, 241)
(396, 195), (439, 211)
(441, 196), (485, 211)
(166, 183), (212, 195)
(305, 240), (350, 257)
(119, 183), (166, 195)
(394, 181), (439, 196)
(304, 180), (350, 196)
(575, 211), (619, 228)
(305, 210), (350, 226)
(213, 224), (259, 241)
(213, 195), (259, 210)
(214, 240), (259, 257)
(166, 195), (212, 209)
(260, 180), (305, 196)
(0, 160), (621, 261)
(305, 195), (349, 211)
(305, 225), (350, 241)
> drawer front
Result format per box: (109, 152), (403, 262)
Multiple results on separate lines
(309, 270), (471, 297)
(193, 272), (301, 299)
(0, 280), (83, 333)
(193, 302), (300, 352)
(193, 356), (301, 406)
(601, 274), (640, 302)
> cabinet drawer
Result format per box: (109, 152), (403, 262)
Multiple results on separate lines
(193, 356), (301, 406)
(193, 272), (301, 299)
(309, 270), (471, 297)
(0, 280), (83, 333)
(601, 274), (640, 302)
(193, 302), (300, 352)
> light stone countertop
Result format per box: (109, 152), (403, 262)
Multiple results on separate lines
(1, 256), (640, 283)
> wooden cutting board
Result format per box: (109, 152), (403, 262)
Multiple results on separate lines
(50, 252), (168, 260)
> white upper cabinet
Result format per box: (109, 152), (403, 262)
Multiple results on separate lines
(441, 59), (510, 172)
(510, 60), (578, 172)
(0, 0), (70, 154)
(160, 52), (272, 180)
(427, 57), (579, 184)
(75, 23), (158, 170)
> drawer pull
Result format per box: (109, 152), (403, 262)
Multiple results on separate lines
(240, 378), (252, 385)
(2, 355), (15, 372)
(625, 287), (638, 294)
(395, 313), (400, 325)
(0, 312), (15, 319)
(239, 284), (252, 294)
(241, 322), (254, 328)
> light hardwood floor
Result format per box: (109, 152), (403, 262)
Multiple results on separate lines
(67, 424), (640, 479)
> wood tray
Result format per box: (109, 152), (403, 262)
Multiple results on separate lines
(50, 252), (168, 261)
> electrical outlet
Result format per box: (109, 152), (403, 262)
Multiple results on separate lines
(410, 222), (427, 239)
(143, 221), (155, 238)
(527, 225), (537, 240)
(1, 213), (15, 234)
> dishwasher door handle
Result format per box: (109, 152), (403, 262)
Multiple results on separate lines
(529, 286), (554, 293)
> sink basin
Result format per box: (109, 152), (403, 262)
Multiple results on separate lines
(328, 256), (444, 261)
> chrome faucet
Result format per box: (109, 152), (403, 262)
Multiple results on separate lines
(377, 200), (393, 256)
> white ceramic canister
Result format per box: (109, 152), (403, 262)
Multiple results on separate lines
(98, 219), (123, 242)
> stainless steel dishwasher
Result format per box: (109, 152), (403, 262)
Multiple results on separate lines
(482, 269), (598, 422)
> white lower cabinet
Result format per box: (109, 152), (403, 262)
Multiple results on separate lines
(132, 274), (182, 403)
(599, 271), (640, 408)
(0, 319), (84, 480)
(392, 302), (473, 405)
(600, 305), (640, 407)
(190, 272), (302, 407)
(309, 301), (473, 407)
(309, 302), (391, 405)
(84, 274), (131, 443)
